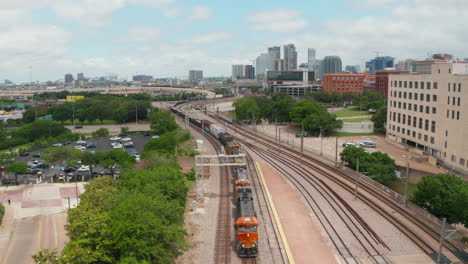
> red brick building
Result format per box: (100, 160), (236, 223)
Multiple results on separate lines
(322, 73), (366, 94)
(374, 70), (409, 99)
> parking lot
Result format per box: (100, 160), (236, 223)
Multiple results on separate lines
(3, 134), (152, 185)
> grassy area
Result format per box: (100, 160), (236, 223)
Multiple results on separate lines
(332, 108), (370, 117)
(329, 132), (377, 137)
(342, 117), (372, 123)
(386, 181), (418, 199)
(0, 204), (4, 227)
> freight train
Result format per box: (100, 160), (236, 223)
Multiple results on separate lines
(170, 106), (259, 258)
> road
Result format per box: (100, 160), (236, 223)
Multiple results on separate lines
(0, 183), (85, 264)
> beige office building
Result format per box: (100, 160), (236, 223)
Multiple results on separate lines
(387, 61), (468, 173)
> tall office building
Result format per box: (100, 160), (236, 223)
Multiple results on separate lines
(189, 70), (203, 84)
(366, 56), (394, 74)
(395, 59), (417, 72)
(77, 73), (85, 81)
(322, 56), (342, 75)
(232, 65), (244, 80)
(387, 60), (468, 173)
(268, 46), (281, 70)
(255, 53), (271, 80)
(308, 48), (316, 69)
(65, 73), (74, 84)
(283, 44), (297, 70)
(345, 65), (361, 73)
(244, 65), (255, 80)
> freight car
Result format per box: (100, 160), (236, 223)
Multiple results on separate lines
(236, 187), (259, 257)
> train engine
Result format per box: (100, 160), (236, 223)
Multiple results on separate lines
(219, 132), (240, 155)
(236, 186), (259, 257)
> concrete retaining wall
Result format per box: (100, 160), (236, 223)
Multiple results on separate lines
(334, 120), (374, 133)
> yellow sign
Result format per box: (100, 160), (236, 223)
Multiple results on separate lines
(66, 96), (85, 103)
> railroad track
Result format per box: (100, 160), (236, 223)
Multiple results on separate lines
(172, 104), (233, 264)
(242, 138), (392, 263)
(221, 117), (465, 263)
(246, 154), (288, 264)
(242, 258), (257, 264)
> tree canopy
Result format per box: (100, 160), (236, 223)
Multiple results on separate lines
(149, 110), (179, 135)
(340, 146), (396, 184)
(412, 174), (468, 227)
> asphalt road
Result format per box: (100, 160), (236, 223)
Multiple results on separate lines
(6, 135), (151, 184)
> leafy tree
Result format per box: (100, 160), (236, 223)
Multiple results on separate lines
(47, 104), (72, 123)
(23, 108), (47, 123)
(139, 152), (178, 170)
(79, 151), (99, 176)
(61, 176), (118, 263)
(303, 111), (342, 135)
(143, 131), (177, 154)
(289, 100), (324, 124)
(354, 90), (385, 110)
(5, 161), (28, 184)
(32, 249), (59, 264)
(42, 146), (77, 166)
(233, 97), (261, 121)
(149, 111), (178, 135)
(93, 128), (110, 138)
(267, 93), (294, 123)
(412, 174), (468, 227)
(340, 146), (396, 184)
(372, 106), (387, 134)
(97, 150), (135, 176)
(13, 120), (69, 141)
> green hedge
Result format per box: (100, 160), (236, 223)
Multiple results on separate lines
(0, 204), (5, 226)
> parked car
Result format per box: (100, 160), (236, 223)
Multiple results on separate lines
(119, 133), (128, 137)
(74, 145), (86, 150)
(75, 125), (83, 129)
(20, 152), (30, 156)
(64, 141), (71, 145)
(121, 137), (132, 142)
(110, 136), (121, 141)
(64, 167), (75, 173)
(77, 165), (90, 172)
(151, 135), (160, 139)
(76, 140), (87, 145)
(123, 142), (134, 148)
(53, 143), (62, 147)
(35, 163), (49, 169)
(112, 144), (123, 149)
(86, 143), (97, 149)
(32, 153), (41, 158)
(360, 141), (376, 148)
(342, 143), (356, 148)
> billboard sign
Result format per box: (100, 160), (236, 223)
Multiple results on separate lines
(66, 96), (85, 103)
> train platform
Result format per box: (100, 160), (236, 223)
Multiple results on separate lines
(255, 161), (338, 264)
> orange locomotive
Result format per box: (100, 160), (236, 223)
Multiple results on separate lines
(234, 166), (259, 257)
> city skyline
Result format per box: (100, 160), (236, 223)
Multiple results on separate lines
(1, 0), (467, 82)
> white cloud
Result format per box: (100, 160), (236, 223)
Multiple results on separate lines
(247, 9), (308, 32)
(289, 0), (468, 66)
(162, 7), (179, 18)
(190, 6), (212, 20)
(190, 32), (231, 44)
(127, 26), (162, 42)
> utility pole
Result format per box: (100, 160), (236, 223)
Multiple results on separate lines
(72, 104), (75, 127)
(404, 161), (410, 206)
(354, 159), (360, 200)
(275, 119), (278, 143)
(320, 127), (323, 156)
(135, 104), (138, 124)
(278, 128), (281, 153)
(335, 136), (339, 167)
(437, 218), (457, 264)
(300, 121), (304, 163)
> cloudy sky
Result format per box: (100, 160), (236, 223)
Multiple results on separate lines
(1, 0), (467, 82)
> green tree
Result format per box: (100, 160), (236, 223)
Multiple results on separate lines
(97, 150), (135, 176)
(13, 120), (69, 141)
(143, 131), (177, 154)
(42, 146), (78, 166)
(120, 127), (129, 135)
(149, 111), (178, 135)
(47, 104), (72, 123)
(32, 249), (59, 264)
(412, 174), (468, 226)
(303, 112), (342, 135)
(61, 176), (118, 263)
(289, 100), (324, 124)
(79, 152), (99, 176)
(5, 161), (28, 184)
(371, 106), (387, 134)
(93, 128), (110, 138)
(23, 108), (47, 123)
(233, 97), (261, 121)
(354, 90), (385, 110)
(267, 93), (294, 123)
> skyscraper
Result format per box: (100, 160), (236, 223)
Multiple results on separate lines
(77, 73), (85, 81)
(255, 53), (270, 80)
(189, 70), (203, 84)
(322, 56), (342, 75)
(283, 44), (297, 70)
(65, 73), (74, 84)
(232, 65), (244, 79)
(307, 48), (316, 69)
(244, 65), (255, 80)
(268, 46), (281, 70)
(366, 56), (394, 74)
